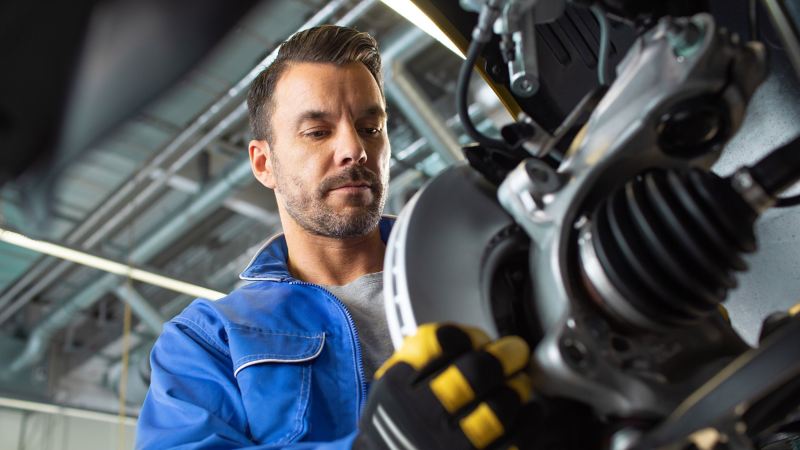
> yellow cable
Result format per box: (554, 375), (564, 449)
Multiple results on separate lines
(118, 181), (138, 450)
(117, 293), (132, 450)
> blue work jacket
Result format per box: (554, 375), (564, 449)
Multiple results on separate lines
(136, 218), (395, 449)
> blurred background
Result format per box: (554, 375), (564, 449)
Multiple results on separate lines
(0, 0), (798, 449)
(0, 1), (510, 448)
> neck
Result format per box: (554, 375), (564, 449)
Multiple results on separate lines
(281, 216), (386, 286)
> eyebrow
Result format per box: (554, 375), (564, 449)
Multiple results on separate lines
(295, 110), (333, 128)
(361, 105), (387, 120)
(294, 105), (387, 129)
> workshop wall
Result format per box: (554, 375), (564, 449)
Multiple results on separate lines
(0, 408), (136, 450)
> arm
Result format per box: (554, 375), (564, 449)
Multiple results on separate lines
(136, 320), (356, 450)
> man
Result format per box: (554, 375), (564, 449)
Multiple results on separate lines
(136, 25), (532, 450)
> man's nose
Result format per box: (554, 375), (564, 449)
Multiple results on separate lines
(334, 125), (368, 166)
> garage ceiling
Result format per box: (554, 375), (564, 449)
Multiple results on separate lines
(0, 0), (499, 416)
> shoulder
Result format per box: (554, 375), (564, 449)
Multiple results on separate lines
(169, 280), (338, 350)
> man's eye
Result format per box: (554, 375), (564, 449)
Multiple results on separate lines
(360, 127), (381, 136)
(304, 130), (329, 139)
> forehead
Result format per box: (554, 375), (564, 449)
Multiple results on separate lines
(272, 62), (385, 116)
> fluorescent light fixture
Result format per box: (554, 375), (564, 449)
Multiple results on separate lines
(0, 227), (226, 300)
(0, 396), (137, 426)
(380, 0), (465, 58)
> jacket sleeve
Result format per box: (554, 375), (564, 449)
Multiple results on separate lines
(135, 319), (358, 450)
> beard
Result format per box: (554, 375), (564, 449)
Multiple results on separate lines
(272, 156), (386, 238)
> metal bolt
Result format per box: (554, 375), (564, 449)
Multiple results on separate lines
(511, 74), (538, 97)
(669, 19), (706, 58)
(561, 337), (591, 370)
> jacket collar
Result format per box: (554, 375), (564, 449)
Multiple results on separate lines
(239, 216), (396, 281)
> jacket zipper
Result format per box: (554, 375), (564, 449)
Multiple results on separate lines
(288, 280), (368, 418)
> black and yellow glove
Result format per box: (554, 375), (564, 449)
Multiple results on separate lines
(354, 323), (533, 450)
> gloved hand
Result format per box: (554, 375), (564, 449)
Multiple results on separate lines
(354, 323), (533, 450)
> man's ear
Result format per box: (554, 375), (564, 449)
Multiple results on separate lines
(249, 139), (276, 190)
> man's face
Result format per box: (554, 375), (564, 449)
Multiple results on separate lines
(255, 62), (390, 238)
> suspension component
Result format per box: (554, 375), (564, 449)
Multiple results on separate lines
(578, 168), (759, 329)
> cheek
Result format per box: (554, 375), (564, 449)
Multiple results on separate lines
(371, 140), (391, 172)
(276, 142), (327, 177)
(290, 159), (332, 192)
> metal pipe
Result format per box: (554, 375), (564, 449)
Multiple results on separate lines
(4, 273), (122, 376)
(0, 396), (138, 426)
(2, 0), (378, 374)
(763, 0), (800, 81)
(3, 160), (251, 375)
(83, 106), (248, 250)
(387, 70), (465, 164)
(0, 257), (52, 313)
(382, 27), (465, 164)
(0, 261), (72, 325)
(113, 284), (165, 336)
(105, 343), (153, 407)
(338, 0), (378, 24)
(0, 0), (354, 326)
(150, 169), (279, 224)
(0, 110), (259, 326)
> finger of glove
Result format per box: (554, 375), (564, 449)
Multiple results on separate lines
(483, 336), (530, 377)
(429, 349), (533, 415)
(504, 372), (533, 404)
(375, 323), (490, 380)
(458, 390), (526, 450)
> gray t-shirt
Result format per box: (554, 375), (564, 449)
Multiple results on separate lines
(323, 272), (394, 380)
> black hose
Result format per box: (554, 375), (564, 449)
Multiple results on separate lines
(590, 5), (610, 86)
(749, 0), (759, 41)
(775, 194), (800, 207)
(457, 38), (508, 151)
(749, 134), (800, 197)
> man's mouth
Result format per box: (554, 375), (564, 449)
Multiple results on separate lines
(330, 182), (371, 191)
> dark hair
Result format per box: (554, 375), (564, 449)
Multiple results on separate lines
(247, 25), (383, 142)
